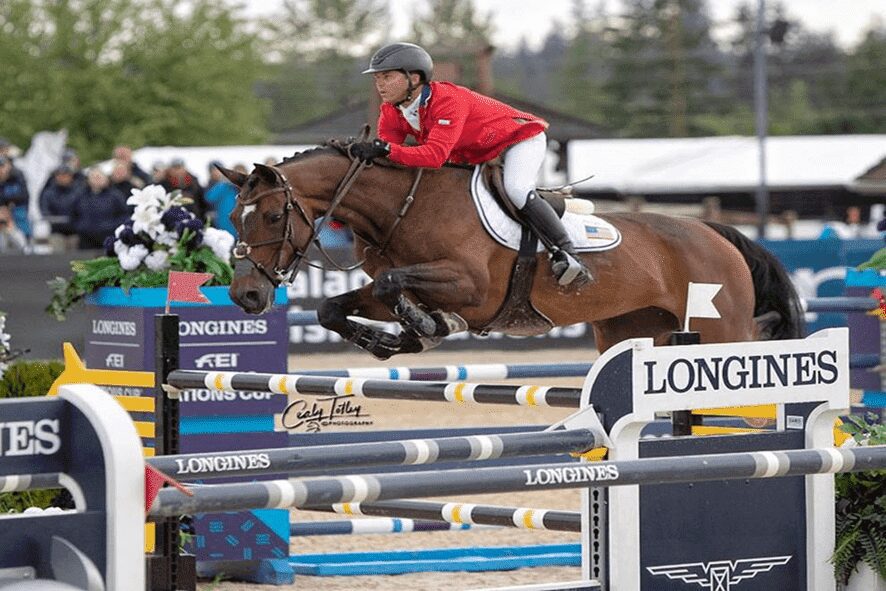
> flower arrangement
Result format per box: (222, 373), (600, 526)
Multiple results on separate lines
(832, 415), (886, 587)
(0, 312), (11, 380)
(48, 185), (235, 320)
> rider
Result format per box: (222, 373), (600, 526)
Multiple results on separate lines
(350, 42), (590, 286)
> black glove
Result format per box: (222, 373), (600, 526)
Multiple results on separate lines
(350, 139), (390, 163)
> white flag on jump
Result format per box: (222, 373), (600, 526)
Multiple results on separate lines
(684, 282), (722, 331)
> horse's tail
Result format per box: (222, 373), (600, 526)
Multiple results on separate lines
(703, 221), (804, 340)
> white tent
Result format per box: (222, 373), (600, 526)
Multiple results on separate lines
(567, 135), (886, 194)
(131, 144), (314, 186)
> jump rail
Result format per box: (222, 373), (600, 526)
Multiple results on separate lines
(290, 518), (493, 536)
(147, 445), (886, 518)
(309, 499), (582, 532)
(295, 354), (879, 380)
(165, 370), (584, 407)
(286, 296), (879, 327)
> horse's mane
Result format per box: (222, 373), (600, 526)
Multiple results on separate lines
(280, 139), (472, 172)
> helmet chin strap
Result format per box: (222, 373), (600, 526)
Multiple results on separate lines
(395, 70), (416, 107)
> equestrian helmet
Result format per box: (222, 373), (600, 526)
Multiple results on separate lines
(363, 43), (433, 82)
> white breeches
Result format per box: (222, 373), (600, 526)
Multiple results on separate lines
(502, 132), (547, 209)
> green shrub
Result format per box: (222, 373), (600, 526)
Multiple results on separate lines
(832, 415), (886, 585)
(0, 360), (65, 512)
(0, 360), (64, 399)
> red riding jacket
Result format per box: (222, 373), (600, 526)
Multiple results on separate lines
(377, 81), (548, 168)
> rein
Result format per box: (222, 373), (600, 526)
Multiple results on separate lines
(233, 154), (423, 286)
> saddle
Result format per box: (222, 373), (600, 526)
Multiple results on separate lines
(481, 159), (567, 221)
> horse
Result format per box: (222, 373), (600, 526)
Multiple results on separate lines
(221, 141), (803, 360)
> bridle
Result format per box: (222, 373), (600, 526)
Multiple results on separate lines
(232, 152), (422, 287)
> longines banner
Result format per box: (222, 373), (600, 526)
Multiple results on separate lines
(286, 247), (593, 352)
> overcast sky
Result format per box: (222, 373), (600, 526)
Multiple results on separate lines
(247, 0), (884, 51)
(403, 0), (884, 50)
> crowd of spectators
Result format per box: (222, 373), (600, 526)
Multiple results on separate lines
(0, 139), (247, 254)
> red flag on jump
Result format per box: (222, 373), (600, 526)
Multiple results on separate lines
(166, 271), (213, 312)
(871, 288), (886, 320)
(145, 463), (192, 514)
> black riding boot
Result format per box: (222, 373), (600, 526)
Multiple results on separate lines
(520, 191), (592, 286)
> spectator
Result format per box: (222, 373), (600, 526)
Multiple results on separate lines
(263, 157), (277, 167)
(162, 157), (208, 219)
(151, 161), (166, 184)
(71, 168), (128, 250)
(0, 205), (27, 252)
(0, 138), (13, 159)
(111, 161), (141, 201)
(61, 148), (82, 172)
(205, 162), (238, 236)
(39, 165), (83, 236)
(206, 160), (225, 191)
(112, 145), (151, 186)
(0, 155), (30, 237)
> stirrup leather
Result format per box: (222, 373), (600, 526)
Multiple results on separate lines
(519, 192), (592, 286)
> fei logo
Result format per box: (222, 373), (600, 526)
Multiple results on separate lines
(105, 353), (125, 368)
(647, 555), (791, 590)
(194, 353), (240, 369)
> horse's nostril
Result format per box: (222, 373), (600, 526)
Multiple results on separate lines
(243, 290), (261, 308)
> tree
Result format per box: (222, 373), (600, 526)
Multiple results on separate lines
(0, 0), (268, 162)
(262, 0), (389, 131)
(841, 27), (886, 133)
(603, 0), (725, 137)
(410, 0), (493, 52)
(557, 0), (612, 124)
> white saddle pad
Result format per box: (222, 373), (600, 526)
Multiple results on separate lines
(470, 166), (621, 253)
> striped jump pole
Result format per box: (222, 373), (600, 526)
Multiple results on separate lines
(166, 370), (583, 407)
(291, 297), (878, 326)
(295, 362), (594, 381)
(147, 427), (603, 480)
(148, 444), (886, 518)
(310, 499), (581, 532)
(294, 356), (878, 379)
(803, 296), (879, 313)
(4, 428), (603, 491)
(0, 473), (64, 493)
(291, 518), (491, 537)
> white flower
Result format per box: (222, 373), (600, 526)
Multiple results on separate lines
(132, 206), (162, 238)
(0, 314), (10, 380)
(155, 230), (179, 247)
(127, 184), (168, 210)
(0, 315), (9, 351)
(113, 240), (128, 256)
(119, 244), (149, 271)
(144, 250), (170, 271)
(203, 228), (235, 262)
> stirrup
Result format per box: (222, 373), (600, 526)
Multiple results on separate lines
(551, 251), (591, 286)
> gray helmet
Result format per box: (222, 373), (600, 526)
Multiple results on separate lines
(363, 43), (433, 82)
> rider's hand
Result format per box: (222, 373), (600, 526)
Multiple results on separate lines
(350, 139), (390, 163)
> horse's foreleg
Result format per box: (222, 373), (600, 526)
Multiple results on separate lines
(372, 262), (476, 339)
(317, 285), (425, 360)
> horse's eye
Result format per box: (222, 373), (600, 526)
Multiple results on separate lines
(268, 212), (285, 224)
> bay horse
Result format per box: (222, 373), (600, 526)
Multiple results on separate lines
(221, 142), (803, 359)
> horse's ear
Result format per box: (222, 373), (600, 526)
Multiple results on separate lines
(252, 163), (278, 185)
(216, 165), (247, 188)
